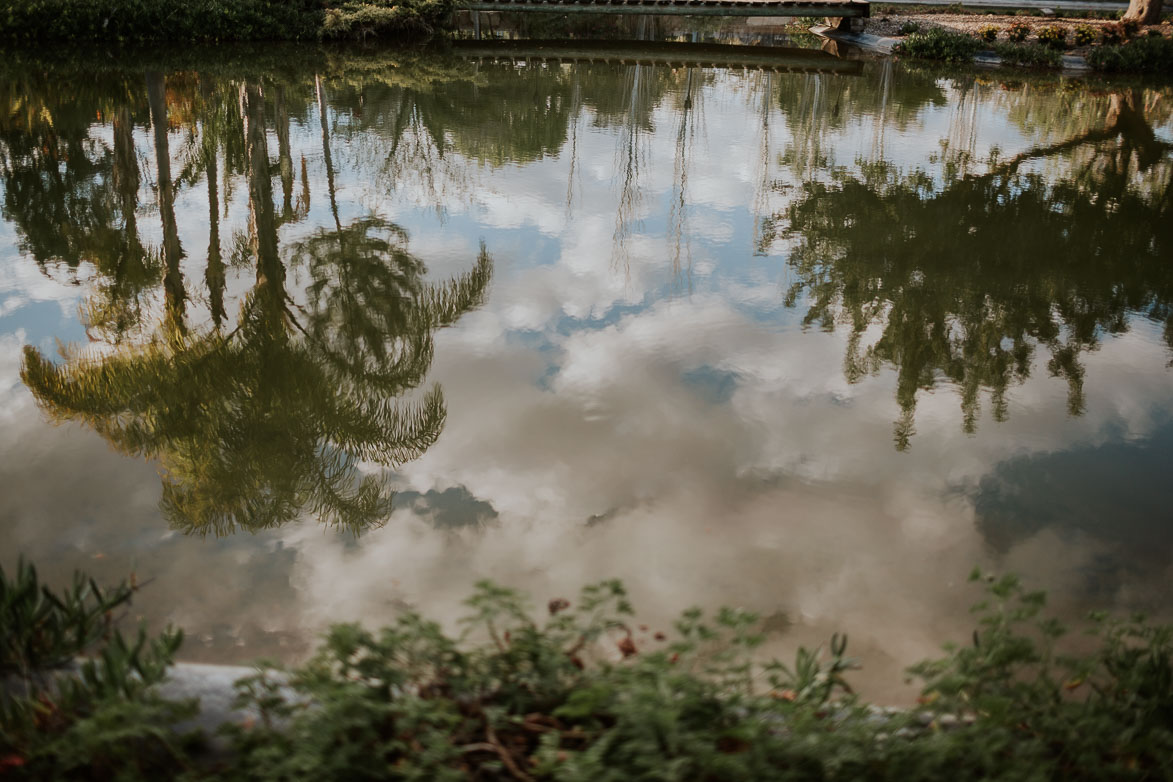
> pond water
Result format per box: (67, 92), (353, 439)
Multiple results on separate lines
(2, 40), (1171, 700)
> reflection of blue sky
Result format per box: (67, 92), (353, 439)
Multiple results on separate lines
(2, 64), (1172, 701)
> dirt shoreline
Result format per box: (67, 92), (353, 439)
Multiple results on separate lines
(867, 10), (1171, 55)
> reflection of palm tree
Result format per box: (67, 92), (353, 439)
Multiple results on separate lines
(21, 82), (493, 536)
(147, 71), (187, 333)
(777, 91), (1173, 450)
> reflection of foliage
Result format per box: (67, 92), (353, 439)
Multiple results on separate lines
(22, 222), (491, 536)
(777, 92), (1173, 450)
(0, 74), (145, 275)
(424, 64), (573, 166)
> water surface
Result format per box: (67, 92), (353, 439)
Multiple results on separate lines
(2, 43), (1171, 699)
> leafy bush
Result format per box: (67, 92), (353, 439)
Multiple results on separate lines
(978, 24), (999, 42)
(1088, 34), (1173, 71)
(899, 20), (922, 35)
(1036, 24), (1068, 48)
(4, 562), (1173, 780)
(1007, 21), (1032, 42)
(1073, 24), (1097, 45)
(993, 41), (1063, 66)
(1102, 22), (1125, 43)
(320, 0), (453, 40)
(0, 559), (195, 780)
(0, 0), (453, 42)
(226, 571), (1173, 781)
(895, 27), (983, 62)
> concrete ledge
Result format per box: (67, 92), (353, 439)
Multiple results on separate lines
(811, 24), (898, 52)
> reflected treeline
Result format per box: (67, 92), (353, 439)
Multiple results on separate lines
(4, 52), (1172, 462)
(769, 86), (1173, 450)
(5, 64), (493, 535)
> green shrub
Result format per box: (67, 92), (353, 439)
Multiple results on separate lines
(0, 0), (453, 42)
(4, 561), (1173, 780)
(895, 27), (983, 62)
(899, 20), (922, 35)
(1073, 23), (1097, 45)
(320, 0), (453, 40)
(1088, 33), (1173, 71)
(1007, 21), (1032, 41)
(0, 559), (195, 780)
(1036, 24), (1068, 48)
(978, 24), (999, 42)
(993, 41), (1063, 66)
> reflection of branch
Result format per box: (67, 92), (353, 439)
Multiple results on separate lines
(987, 92), (1173, 180)
(993, 126), (1121, 178)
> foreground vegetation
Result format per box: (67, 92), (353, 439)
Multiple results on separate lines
(2, 559), (1171, 780)
(0, 0), (454, 42)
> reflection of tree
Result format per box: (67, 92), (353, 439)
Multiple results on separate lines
(773, 64), (946, 183)
(21, 82), (493, 536)
(669, 68), (702, 286)
(776, 91), (1173, 450)
(0, 74), (145, 278)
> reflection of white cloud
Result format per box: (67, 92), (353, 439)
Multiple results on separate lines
(2, 65), (1172, 704)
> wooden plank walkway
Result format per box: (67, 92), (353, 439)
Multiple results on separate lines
(451, 38), (867, 71)
(462, 0), (870, 17)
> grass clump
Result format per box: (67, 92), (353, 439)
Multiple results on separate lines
(898, 20), (922, 35)
(895, 27), (982, 62)
(1089, 34), (1173, 71)
(993, 41), (1063, 67)
(3, 562), (1173, 780)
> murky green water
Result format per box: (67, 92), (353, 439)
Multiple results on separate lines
(2, 41), (1171, 699)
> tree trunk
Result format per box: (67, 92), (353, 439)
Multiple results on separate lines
(1122, 0), (1161, 25)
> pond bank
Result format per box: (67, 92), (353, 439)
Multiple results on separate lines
(813, 23), (1096, 69)
(817, 9), (1173, 72)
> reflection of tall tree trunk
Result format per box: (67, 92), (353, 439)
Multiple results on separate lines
(565, 72), (582, 218)
(669, 68), (697, 285)
(199, 78), (225, 328)
(244, 82), (283, 323)
(147, 71), (186, 332)
(276, 85), (294, 219)
(751, 71), (774, 257)
(206, 143), (225, 329)
(315, 75), (342, 231)
(112, 106), (144, 272)
(612, 64), (647, 273)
